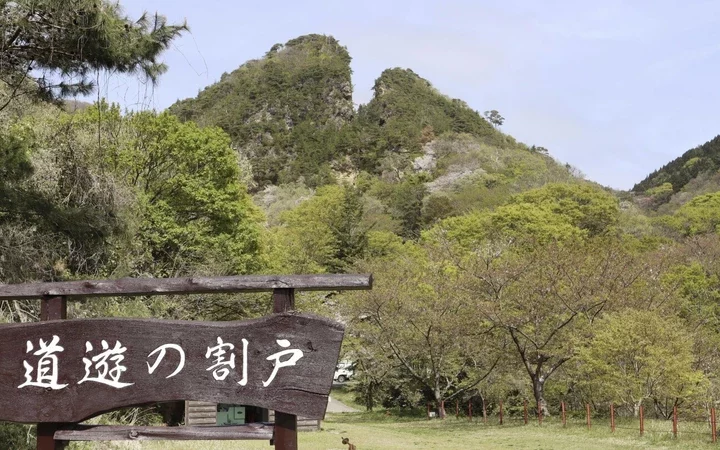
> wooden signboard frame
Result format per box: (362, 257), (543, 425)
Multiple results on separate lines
(0, 274), (372, 450)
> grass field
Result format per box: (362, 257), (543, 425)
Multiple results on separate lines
(117, 388), (720, 449)
(139, 413), (720, 450)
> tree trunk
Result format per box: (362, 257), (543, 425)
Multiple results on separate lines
(633, 400), (642, 418)
(532, 377), (549, 416)
(435, 387), (445, 419)
(366, 381), (375, 411)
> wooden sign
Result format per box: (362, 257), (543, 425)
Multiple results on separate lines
(0, 312), (343, 423)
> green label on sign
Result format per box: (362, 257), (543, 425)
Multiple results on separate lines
(217, 404), (246, 425)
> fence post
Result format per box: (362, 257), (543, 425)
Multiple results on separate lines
(468, 401), (472, 422)
(273, 288), (298, 450)
(610, 403), (615, 433)
(441, 400), (445, 420)
(482, 398), (487, 424)
(673, 405), (678, 438)
(711, 407), (717, 443)
(499, 400), (504, 425)
(456, 400), (459, 419)
(586, 404), (591, 430)
(427, 403), (431, 420)
(640, 405), (644, 436)
(524, 399), (528, 425)
(538, 402), (543, 426)
(561, 401), (566, 427)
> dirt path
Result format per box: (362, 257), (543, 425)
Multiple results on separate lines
(326, 395), (359, 413)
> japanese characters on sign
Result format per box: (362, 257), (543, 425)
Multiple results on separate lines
(18, 335), (302, 390)
(0, 313), (344, 423)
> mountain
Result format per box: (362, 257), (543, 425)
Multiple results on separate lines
(169, 34), (354, 189)
(170, 33), (577, 228)
(633, 136), (720, 210)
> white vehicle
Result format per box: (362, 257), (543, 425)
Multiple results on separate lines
(334, 361), (354, 383)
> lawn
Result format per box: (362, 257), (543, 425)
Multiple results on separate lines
(110, 386), (720, 450)
(140, 413), (719, 450)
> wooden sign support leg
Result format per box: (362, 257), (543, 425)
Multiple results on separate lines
(37, 296), (68, 450)
(273, 288), (298, 450)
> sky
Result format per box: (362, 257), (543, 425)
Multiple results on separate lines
(89, 0), (720, 190)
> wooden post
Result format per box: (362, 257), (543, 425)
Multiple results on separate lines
(524, 399), (528, 425)
(640, 405), (644, 436)
(273, 288), (297, 450)
(499, 400), (503, 425)
(427, 403), (431, 420)
(586, 404), (591, 430)
(441, 400), (445, 420)
(538, 402), (543, 426)
(455, 400), (459, 419)
(673, 405), (678, 438)
(468, 401), (472, 422)
(711, 407), (717, 443)
(610, 403), (615, 433)
(561, 401), (566, 427)
(482, 398), (487, 424)
(37, 296), (68, 450)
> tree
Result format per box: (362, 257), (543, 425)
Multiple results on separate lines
(665, 192), (720, 236)
(574, 309), (707, 417)
(0, 0), (187, 109)
(343, 245), (503, 417)
(484, 110), (505, 128)
(429, 206), (645, 416)
(472, 238), (644, 415)
(274, 184), (368, 273)
(116, 109), (264, 276)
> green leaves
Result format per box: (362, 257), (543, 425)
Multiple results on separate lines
(665, 192), (720, 236)
(116, 111), (264, 275)
(0, 0), (187, 108)
(575, 309), (707, 408)
(269, 184), (368, 273)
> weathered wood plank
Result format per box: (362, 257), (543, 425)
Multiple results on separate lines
(0, 274), (372, 300)
(187, 406), (217, 413)
(0, 313), (343, 423)
(54, 424), (274, 441)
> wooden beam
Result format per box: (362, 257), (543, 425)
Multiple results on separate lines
(0, 274), (372, 300)
(54, 424), (274, 441)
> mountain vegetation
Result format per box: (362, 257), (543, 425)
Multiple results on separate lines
(633, 135), (720, 211)
(3, 1), (720, 446)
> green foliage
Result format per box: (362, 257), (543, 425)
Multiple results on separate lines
(507, 183), (620, 236)
(0, 423), (33, 450)
(120, 110), (263, 275)
(344, 243), (502, 410)
(575, 309), (707, 414)
(664, 192), (720, 236)
(0, 0), (187, 107)
(268, 184), (368, 273)
(633, 135), (720, 204)
(427, 182), (619, 248)
(644, 182), (674, 207)
(369, 175), (429, 239)
(354, 68), (498, 170)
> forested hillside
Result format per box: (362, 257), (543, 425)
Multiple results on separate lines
(633, 135), (720, 211)
(3, 2), (720, 447)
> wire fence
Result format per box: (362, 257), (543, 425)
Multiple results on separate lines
(424, 399), (720, 443)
